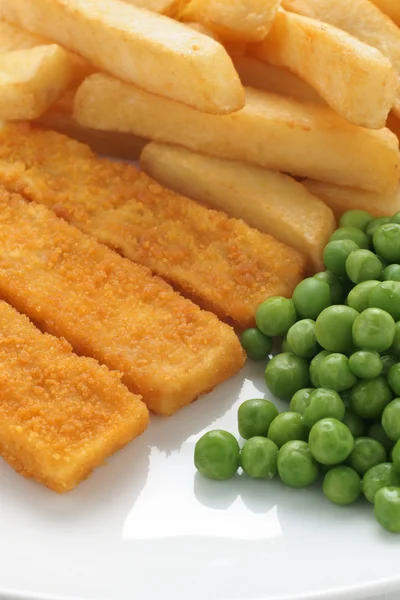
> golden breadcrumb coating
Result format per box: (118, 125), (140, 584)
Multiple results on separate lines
(0, 189), (244, 415)
(0, 300), (148, 493)
(0, 122), (306, 328)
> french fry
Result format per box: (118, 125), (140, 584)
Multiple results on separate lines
(74, 73), (400, 193)
(0, 19), (95, 87)
(0, 45), (74, 120)
(233, 56), (323, 104)
(176, 0), (281, 43)
(281, 0), (400, 120)
(369, 0), (400, 26)
(123, 0), (180, 14)
(36, 111), (148, 161)
(303, 180), (400, 219)
(140, 142), (335, 272)
(251, 9), (397, 129)
(0, 0), (244, 114)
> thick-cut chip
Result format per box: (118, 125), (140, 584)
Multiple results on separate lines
(369, 0), (400, 26)
(0, 0), (244, 114)
(304, 180), (400, 219)
(36, 111), (148, 161)
(140, 142), (335, 272)
(74, 73), (400, 192)
(0, 19), (94, 87)
(123, 0), (180, 14)
(251, 9), (397, 129)
(232, 56), (323, 104)
(0, 123), (306, 329)
(281, 0), (400, 119)
(176, 0), (281, 42)
(0, 45), (74, 120)
(0, 18), (48, 51)
(0, 189), (245, 415)
(0, 300), (148, 493)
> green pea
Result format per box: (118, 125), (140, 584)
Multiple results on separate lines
(377, 255), (389, 270)
(388, 363), (400, 395)
(373, 223), (400, 263)
(303, 388), (345, 428)
(374, 487), (400, 533)
(289, 388), (314, 415)
(339, 210), (374, 232)
(309, 418), (354, 465)
(347, 280), (380, 313)
(348, 437), (387, 476)
(349, 350), (383, 379)
(318, 353), (357, 391)
(346, 250), (382, 283)
(369, 281), (400, 322)
(255, 297), (296, 337)
(309, 350), (331, 387)
(391, 211), (400, 224)
(240, 328), (273, 361)
(313, 271), (344, 304)
(277, 440), (319, 488)
(367, 422), (394, 452)
(352, 308), (395, 353)
(286, 319), (318, 359)
(366, 216), (391, 242)
(381, 354), (398, 375)
(268, 412), (308, 448)
(382, 399), (400, 442)
(265, 353), (310, 401)
(292, 278), (331, 320)
(316, 305), (359, 353)
(240, 437), (278, 479)
(392, 440), (400, 472)
(323, 466), (361, 505)
(363, 463), (400, 503)
(237, 398), (279, 439)
(389, 322), (400, 358)
(383, 264), (400, 282)
(330, 227), (369, 249)
(194, 430), (240, 480)
(350, 377), (393, 420)
(323, 239), (360, 278)
(343, 410), (365, 438)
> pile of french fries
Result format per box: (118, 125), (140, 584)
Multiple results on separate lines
(1, 0), (400, 271)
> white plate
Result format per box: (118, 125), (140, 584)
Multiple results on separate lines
(0, 361), (399, 600)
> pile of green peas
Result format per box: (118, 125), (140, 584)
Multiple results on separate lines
(194, 209), (400, 534)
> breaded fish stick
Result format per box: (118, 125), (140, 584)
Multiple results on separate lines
(0, 123), (306, 328)
(0, 190), (244, 416)
(0, 300), (148, 493)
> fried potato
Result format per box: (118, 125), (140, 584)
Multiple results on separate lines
(0, 18), (48, 51)
(233, 56), (323, 104)
(36, 111), (148, 161)
(251, 9), (397, 129)
(123, 0), (180, 14)
(0, 45), (74, 120)
(176, 0), (281, 43)
(74, 74), (400, 192)
(281, 0), (400, 120)
(0, 0), (244, 115)
(369, 0), (400, 26)
(141, 142), (335, 272)
(304, 180), (400, 219)
(0, 19), (94, 87)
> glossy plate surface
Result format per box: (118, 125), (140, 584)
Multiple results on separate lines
(0, 361), (399, 600)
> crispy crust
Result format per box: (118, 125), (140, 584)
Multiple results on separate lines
(0, 188), (245, 415)
(0, 300), (149, 492)
(0, 122), (306, 328)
